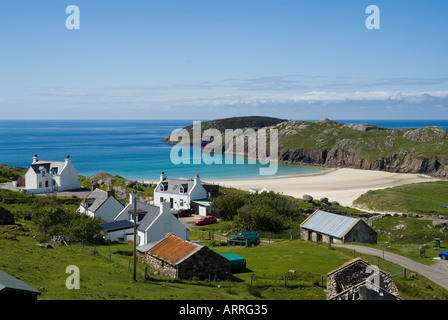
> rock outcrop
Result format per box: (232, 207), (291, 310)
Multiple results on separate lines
(164, 117), (448, 179)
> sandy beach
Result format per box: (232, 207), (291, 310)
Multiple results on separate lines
(206, 168), (439, 207)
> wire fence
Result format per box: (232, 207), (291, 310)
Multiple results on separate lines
(249, 271), (326, 289)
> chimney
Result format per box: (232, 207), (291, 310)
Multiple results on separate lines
(160, 202), (171, 215)
(106, 185), (115, 198)
(33, 154), (39, 163)
(129, 192), (139, 204)
(65, 155), (71, 163)
(160, 172), (167, 181)
(194, 173), (200, 184)
(91, 180), (99, 191)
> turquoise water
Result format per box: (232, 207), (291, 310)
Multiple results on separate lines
(0, 120), (446, 182)
(0, 120), (327, 182)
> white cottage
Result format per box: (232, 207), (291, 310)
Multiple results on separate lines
(114, 194), (189, 245)
(153, 172), (207, 211)
(23, 154), (80, 194)
(78, 187), (125, 222)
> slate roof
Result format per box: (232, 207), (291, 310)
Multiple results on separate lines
(0, 269), (41, 296)
(115, 201), (161, 232)
(81, 188), (109, 213)
(30, 160), (66, 175)
(145, 233), (201, 265)
(300, 210), (360, 239)
(155, 178), (194, 195)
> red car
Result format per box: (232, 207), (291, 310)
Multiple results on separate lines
(195, 215), (218, 226)
(175, 209), (193, 217)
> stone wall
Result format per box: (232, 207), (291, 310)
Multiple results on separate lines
(139, 246), (231, 280)
(177, 246), (231, 280)
(344, 220), (377, 244)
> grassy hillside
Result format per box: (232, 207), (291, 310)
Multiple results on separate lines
(0, 164), (25, 183)
(183, 116), (287, 133)
(353, 181), (448, 216)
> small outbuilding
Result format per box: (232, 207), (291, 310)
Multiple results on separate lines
(221, 253), (246, 272)
(138, 233), (231, 280)
(300, 210), (377, 244)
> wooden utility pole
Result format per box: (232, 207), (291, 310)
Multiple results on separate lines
(132, 192), (138, 281)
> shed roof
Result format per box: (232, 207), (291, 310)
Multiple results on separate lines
(0, 269), (41, 296)
(221, 253), (245, 262)
(145, 233), (201, 265)
(101, 220), (134, 232)
(300, 210), (359, 239)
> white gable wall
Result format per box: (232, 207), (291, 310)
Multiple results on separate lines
(190, 178), (207, 200)
(82, 197), (124, 223)
(140, 203), (189, 244)
(57, 161), (80, 191)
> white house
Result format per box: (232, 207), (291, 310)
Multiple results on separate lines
(23, 154), (80, 194)
(153, 172), (207, 211)
(114, 194), (189, 245)
(78, 187), (125, 223)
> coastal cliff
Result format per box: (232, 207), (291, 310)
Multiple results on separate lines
(163, 116), (448, 178)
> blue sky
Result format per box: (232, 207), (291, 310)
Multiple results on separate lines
(0, 0), (447, 120)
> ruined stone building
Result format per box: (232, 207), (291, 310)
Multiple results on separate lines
(326, 258), (401, 300)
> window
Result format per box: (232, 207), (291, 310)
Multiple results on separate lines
(160, 182), (168, 191)
(179, 199), (184, 206)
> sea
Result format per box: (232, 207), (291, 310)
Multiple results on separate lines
(0, 119), (447, 182)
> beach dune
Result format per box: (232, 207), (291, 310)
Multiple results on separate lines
(207, 168), (438, 207)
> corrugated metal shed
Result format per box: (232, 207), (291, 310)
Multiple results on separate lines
(300, 210), (359, 239)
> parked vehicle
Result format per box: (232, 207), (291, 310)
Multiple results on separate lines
(195, 215), (217, 225)
(439, 251), (448, 260)
(175, 209), (193, 217)
(228, 232), (260, 246)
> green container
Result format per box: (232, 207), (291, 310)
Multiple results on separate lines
(221, 253), (246, 271)
(434, 238), (441, 248)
